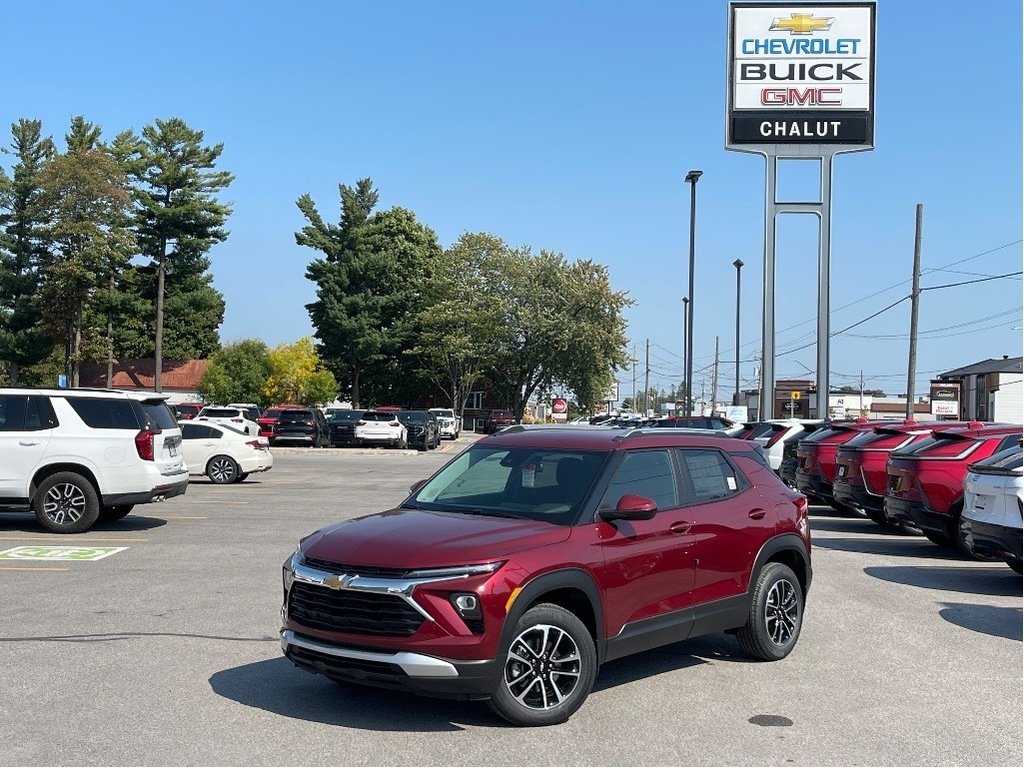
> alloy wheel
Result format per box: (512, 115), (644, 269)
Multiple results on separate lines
(764, 578), (799, 646)
(209, 457), (236, 483)
(42, 483), (87, 525)
(503, 623), (582, 711)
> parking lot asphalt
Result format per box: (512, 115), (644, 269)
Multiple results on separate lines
(1, 447), (1021, 766)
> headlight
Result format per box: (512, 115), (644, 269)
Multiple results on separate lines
(405, 561), (504, 580)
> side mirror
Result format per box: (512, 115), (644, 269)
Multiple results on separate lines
(600, 494), (657, 522)
(409, 479), (427, 494)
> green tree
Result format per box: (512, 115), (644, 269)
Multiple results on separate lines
(488, 249), (632, 421)
(263, 337), (338, 406)
(116, 118), (233, 390)
(299, 178), (440, 407)
(413, 232), (511, 419)
(0, 118), (56, 384)
(35, 117), (135, 385)
(198, 339), (271, 405)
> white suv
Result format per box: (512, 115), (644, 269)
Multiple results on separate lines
(196, 406), (260, 436)
(0, 388), (189, 533)
(428, 408), (460, 440)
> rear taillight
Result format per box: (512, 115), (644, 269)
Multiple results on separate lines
(793, 495), (808, 519)
(356, 420), (366, 426)
(246, 439), (265, 451)
(390, 421), (401, 427)
(134, 429), (159, 461)
(766, 429), (788, 448)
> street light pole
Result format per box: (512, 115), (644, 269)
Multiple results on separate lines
(684, 169), (702, 418)
(732, 259), (743, 406)
(682, 297), (689, 414)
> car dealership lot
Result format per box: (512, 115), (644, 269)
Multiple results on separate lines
(1, 451), (1020, 766)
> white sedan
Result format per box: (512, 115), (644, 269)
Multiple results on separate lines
(355, 410), (408, 449)
(961, 444), (1023, 573)
(195, 406), (260, 436)
(180, 422), (273, 484)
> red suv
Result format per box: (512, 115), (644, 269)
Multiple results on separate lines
(795, 418), (878, 509)
(833, 420), (974, 527)
(280, 426), (811, 726)
(884, 423), (1021, 551)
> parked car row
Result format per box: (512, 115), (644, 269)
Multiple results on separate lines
(777, 416), (1022, 573)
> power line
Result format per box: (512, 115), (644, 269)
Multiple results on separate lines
(920, 270), (1023, 292)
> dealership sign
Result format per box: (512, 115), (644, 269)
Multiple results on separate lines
(727, 2), (876, 146)
(930, 381), (961, 417)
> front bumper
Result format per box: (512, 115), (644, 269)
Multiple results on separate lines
(280, 629), (499, 699)
(960, 518), (1024, 563)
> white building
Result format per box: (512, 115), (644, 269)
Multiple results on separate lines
(938, 356), (1023, 424)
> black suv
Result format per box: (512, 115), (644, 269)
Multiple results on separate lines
(271, 408), (329, 447)
(396, 410), (439, 451)
(328, 410), (365, 447)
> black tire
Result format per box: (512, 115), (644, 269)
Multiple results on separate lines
(417, 440), (428, 452)
(33, 472), (101, 534)
(487, 603), (597, 727)
(863, 508), (888, 527)
(237, 473), (250, 483)
(98, 504), (134, 522)
(736, 562), (804, 661)
(207, 455), (239, 484)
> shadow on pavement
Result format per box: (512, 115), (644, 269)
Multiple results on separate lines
(864, 565), (1023, 597)
(210, 634), (750, 730)
(209, 657), (500, 731)
(814, 536), (964, 560)
(938, 602), (1023, 641)
(0, 513), (167, 534)
(809, 517), (910, 536)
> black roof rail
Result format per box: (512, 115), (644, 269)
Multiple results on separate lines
(617, 427), (734, 441)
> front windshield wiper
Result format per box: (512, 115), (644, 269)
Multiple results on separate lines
(399, 501), (421, 509)
(444, 507), (525, 519)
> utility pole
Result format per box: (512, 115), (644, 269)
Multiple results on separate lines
(906, 204), (923, 420)
(644, 338), (650, 416)
(860, 369), (865, 417)
(711, 335), (720, 417)
(631, 345), (637, 413)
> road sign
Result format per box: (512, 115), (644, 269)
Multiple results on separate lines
(790, 390), (801, 401)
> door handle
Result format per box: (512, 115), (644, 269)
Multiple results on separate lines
(748, 508), (767, 520)
(18, 440), (40, 447)
(669, 521), (691, 534)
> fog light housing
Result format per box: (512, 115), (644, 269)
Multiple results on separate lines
(450, 592), (484, 633)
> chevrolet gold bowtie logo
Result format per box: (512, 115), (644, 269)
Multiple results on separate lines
(770, 13), (834, 35)
(323, 573), (355, 590)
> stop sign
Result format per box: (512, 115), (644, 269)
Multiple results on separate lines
(552, 398), (567, 414)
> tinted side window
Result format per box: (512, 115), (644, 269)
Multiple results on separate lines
(66, 397), (140, 430)
(26, 396), (59, 430)
(679, 450), (747, 503)
(140, 401), (178, 430)
(599, 450), (678, 511)
(0, 395), (28, 431)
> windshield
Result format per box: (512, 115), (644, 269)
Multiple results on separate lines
(431, 409), (455, 419)
(410, 445), (607, 526)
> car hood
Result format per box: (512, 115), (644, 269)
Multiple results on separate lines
(302, 508), (570, 569)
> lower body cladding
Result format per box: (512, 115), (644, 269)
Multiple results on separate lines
(833, 479), (883, 515)
(795, 468), (832, 503)
(883, 495), (920, 527)
(102, 474), (189, 506)
(280, 629), (499, 700)
(960, 518), (1023, 564)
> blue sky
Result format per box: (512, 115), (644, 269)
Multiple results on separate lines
(4, 0), (1021, 401)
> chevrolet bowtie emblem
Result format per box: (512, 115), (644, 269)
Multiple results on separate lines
(770, 13), (834, 35)
(322, 573), (355, 590)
